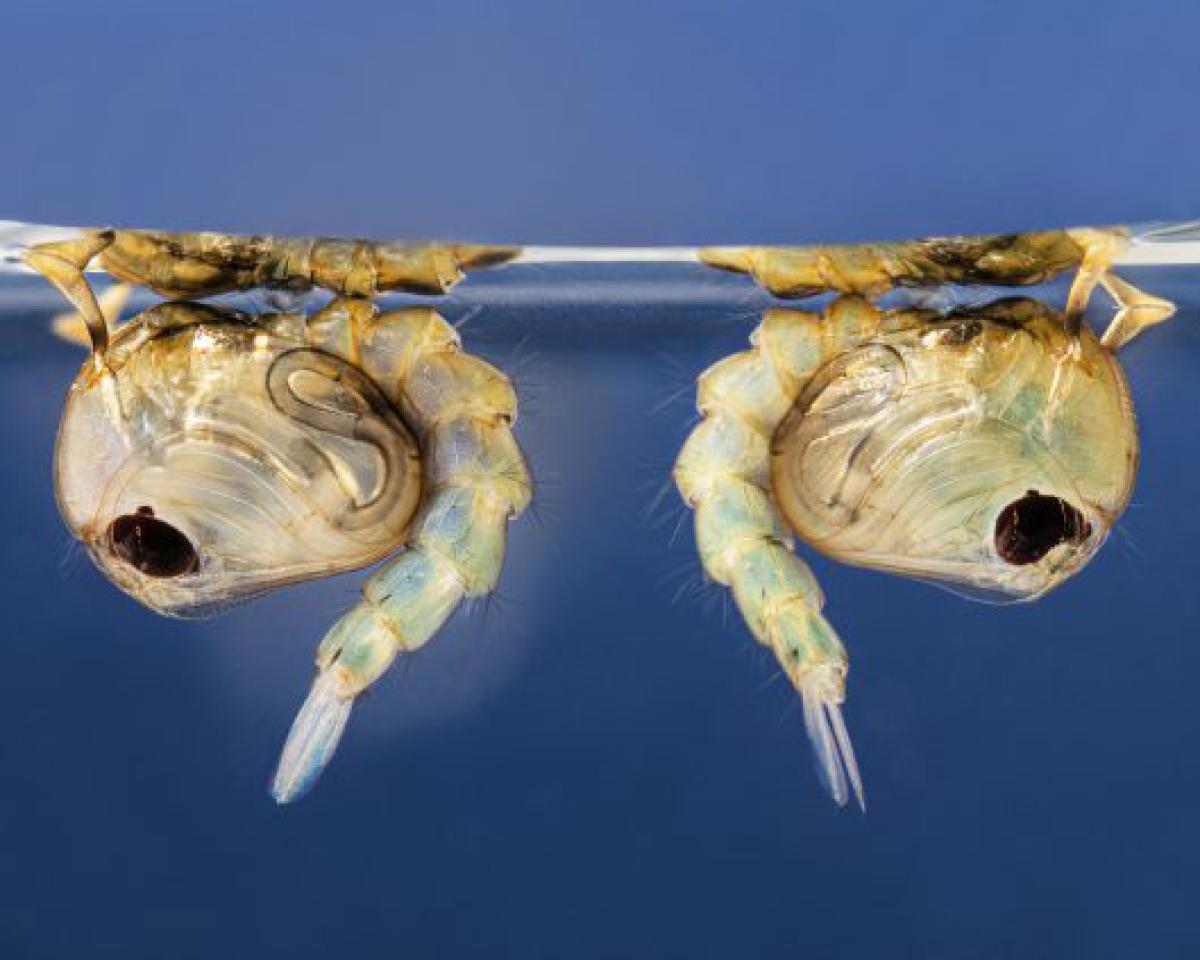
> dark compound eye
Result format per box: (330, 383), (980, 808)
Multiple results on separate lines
(994, 491), (1091, 566)
(107, 506), (199, 578)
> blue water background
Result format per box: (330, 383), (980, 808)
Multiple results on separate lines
(1, 0), (1199, 244)
(2, 2), (1200, 957)
(1, 267), (1198, 958)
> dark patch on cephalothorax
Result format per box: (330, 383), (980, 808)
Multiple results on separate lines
(906, 232), (1083, 287)
(935, 318), (984, 345)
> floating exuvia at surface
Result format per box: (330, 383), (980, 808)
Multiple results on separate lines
(6, 219), (1187, 806)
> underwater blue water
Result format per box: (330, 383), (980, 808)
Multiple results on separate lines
(3, 0), (1200, 956)
(0, 264), (1197, 958)
(2, 0), (1200, 244)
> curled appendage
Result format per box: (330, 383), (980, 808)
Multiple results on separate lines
(51, 282), (132, 349)
(675, 328), (866, 808)
(1097, 272), (1176, 351)
(23, 231), (118, 361)
(272, 317), (530, 803)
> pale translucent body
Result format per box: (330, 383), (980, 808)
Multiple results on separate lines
(54, 297), (530, 802)
(675, 295), (1138, 809)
